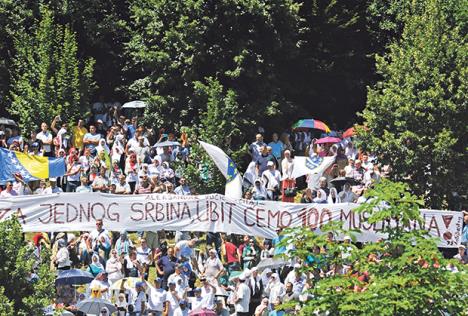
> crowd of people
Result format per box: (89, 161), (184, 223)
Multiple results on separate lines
(1, 103), (467, 316)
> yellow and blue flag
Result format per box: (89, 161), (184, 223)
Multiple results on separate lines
(0, 148), (66, 183)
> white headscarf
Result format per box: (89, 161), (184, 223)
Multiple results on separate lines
(96, 139), (110, 154)
(313, 189), (327, 203)
(327, 187), (341, 204)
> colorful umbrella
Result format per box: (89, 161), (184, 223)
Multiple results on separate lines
(315, 136), (341, 144)
(189, 308), (217, 316)
(292, 119), (330, 133)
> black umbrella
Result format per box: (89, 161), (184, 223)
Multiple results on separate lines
(330, 177), (360, 191)
(55, 269), (94, 286)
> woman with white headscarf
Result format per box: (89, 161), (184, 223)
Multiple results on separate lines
(313, 189), (327, 203)
(243, 161), (257, 191)
(96, 138), (110, 154)
(327, 187), (341, 204)
(266, 273), (285, 308)
(160, 162), (175, 183)
(106, 249), (123, 284)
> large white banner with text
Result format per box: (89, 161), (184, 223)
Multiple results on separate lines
(0, 193), (463, 247)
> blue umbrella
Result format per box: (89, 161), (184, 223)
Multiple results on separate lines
(55, 269), (94, 286)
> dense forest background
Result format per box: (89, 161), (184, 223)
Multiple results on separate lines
(0, 0), (410, 131)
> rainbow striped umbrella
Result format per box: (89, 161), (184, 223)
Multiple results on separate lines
(292, 119), (330, 133)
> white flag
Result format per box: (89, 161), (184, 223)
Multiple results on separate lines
(290, 155), (335, 180)
(199, 140), (243, 199)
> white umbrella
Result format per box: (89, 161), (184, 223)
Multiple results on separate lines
(0, 117), (17, 126)
(152, 140), (181, 147)
(121, 100), (146, 109)
(255, 257), (287, 270)
(77, 298), (117, 315)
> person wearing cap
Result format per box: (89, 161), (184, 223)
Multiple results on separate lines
(172, 299), (189, 316)
(215, 298), (230, 316)
(148, 277), (169, 315)
(234, 274), (251, 316)
(166, 280), (182, 316)
(188, 287), (204, 311)
(262, 160), (281, 200)
(453, 245), (468, 264)
(42, 178), (63, 194)
(83, 125), (102, 152)
(132, 281), (147, 315)
(167, 264), (188, 294)
(199, 276), (217, 310)
(203, 248), (224, 280)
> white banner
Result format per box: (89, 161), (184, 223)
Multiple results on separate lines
(0, 193), (463, 247)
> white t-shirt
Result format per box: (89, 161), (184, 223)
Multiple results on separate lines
(173, 307), (189, 316)
(235, 283), (251, 313)
(148, 287), (168, 312)
(200, 286), (215, 310)
(136, 246), (152, 265)
(36, 131), (52, 152)
(133, 290), (147, 312)
(166, 292), (179, 316)
(89, 228), (111, 249)
(189, 296), (204, 311)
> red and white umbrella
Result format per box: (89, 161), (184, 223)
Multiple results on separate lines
(315, 136), (341, 144)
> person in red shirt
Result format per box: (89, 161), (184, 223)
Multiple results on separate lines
(222, 235), (240, 273)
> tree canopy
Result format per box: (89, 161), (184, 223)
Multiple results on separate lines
(360, 0), (467, 208)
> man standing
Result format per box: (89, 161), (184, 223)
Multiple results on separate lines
(268, 133), (284, 162)
(157, 247), (178, 290)
(249, 134), (266, 162)
(83, 125), (101, 152)
(36, 122), (53, 157)
(262, 161), (281, 200)
(148, 277), (168, 316)
(72, 119), (88, 150)
(174, 177), (191, 195)
(235, 275), (251, 316)
(133, 281), (147, 315)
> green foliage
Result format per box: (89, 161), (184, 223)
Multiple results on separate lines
(360, 0), (467, 208)
(0, 217), (55, 315)
(8, 5), (96, 135)
(282, 180), (468, 316)
(176, 77), (246, 194)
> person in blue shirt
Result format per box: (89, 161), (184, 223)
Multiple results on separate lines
(272, 227), (286, 256)
(268, 133), (284, 162)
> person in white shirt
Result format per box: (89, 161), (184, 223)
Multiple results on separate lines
(199, 277), (216, 310)
(148, 158), (162, 177)
(166, 282), (181, 316)
(234, 276), (251, 316)
(0, 181), (18, 197)
(203, 249), (224, 279)
(344, 158), (355, 178)
(137, 238), (153, 278)
(148, 277), (169, 315)
(189, 288), (205, 311)
(172, 300), (189, 316)
(133, 282), (147, 315)
(43, 178), (63, 194)
(89, 272), (110, 300)
(262, 161), (281, 200)
(115, 174), (131, 194)
(36, 122), (53, 156)
(34, 180), (48, 194)
(87, 219), (111, 254)
(105, 249), (123, 284)
(265, 273), (284, 309)
(54, 239), (71, 270)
